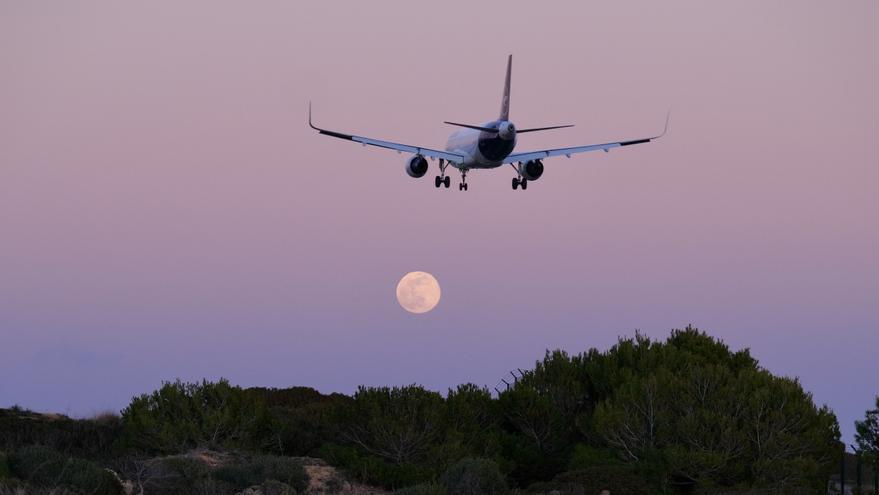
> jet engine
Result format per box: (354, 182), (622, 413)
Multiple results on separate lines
(405, 154), (428, 178)
(520, 159), (544, 180)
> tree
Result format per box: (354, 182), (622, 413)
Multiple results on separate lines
(340, 385), (445, 465)
(587, 329), (840, 492)
(856, 396), (879, 462)
(120, 379), (271, 454)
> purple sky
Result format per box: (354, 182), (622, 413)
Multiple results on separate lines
(1, 2), (877, 447)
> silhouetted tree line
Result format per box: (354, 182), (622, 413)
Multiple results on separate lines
(0, 327), (848, 494)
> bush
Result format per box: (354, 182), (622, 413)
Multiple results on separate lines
(120, 379), (272, 455)
(0, 452), (9, 480)
(395, 482), (448, 495)
(213, 455), (307, 493)
(0, 480), (80, 495)
(260, 479), (297, 495)
(0, 408), (122, 460)
(567, 445), (620, 470)
(7, 445), (123, 495)
(553, 466), (651, 495)
(319, 443), (431, 489)
(522, 480), (584, 495)
(441, 458), (508, 495)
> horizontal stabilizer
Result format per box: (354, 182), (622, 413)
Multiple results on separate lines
(517, 124), (575, 133)
(443, 121), (500, 133)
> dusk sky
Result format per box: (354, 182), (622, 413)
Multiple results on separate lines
(1, 1), (877, 447)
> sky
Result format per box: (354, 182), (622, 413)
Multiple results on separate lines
(1, 1), (877, 447)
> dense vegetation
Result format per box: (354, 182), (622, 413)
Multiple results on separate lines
(0, 327), (844, 494)
(856, 395), (879, 463)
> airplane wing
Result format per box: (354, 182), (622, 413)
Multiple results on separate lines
(503, 113), (669, 164)
(309, 104), (465, 164)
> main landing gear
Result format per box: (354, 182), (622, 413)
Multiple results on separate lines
(512, 177), (528, 190)
(434, 159), (451, 189)
(458, 169), (469, 191)
(510, 162), (530, 191)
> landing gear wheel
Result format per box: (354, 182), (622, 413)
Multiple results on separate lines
(435, 176), (442, 188)
(459, 169), (469, 191)
(444, 176), (450, 188)
(520, 179), (528, 190)
(512, 178), (519, 190)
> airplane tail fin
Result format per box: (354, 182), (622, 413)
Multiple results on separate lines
(499, 54), (512, 121)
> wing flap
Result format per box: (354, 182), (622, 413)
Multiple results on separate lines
(309, 104), (465, 164)
(503, 112), (669, 164)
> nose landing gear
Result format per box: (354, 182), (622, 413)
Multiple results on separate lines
(459, 169), (469, 191)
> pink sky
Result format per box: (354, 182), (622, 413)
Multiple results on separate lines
(1, 1), (877, 446)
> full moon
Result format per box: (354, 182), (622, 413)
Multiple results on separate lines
(396, 271), (441, 314)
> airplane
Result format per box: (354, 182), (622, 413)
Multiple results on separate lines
(309, 55), (668, 191)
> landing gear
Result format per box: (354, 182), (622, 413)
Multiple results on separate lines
(459, 169), (469, 191)
(435, 159), (451, 188)
(512, 177), (528, 190)
(435, 175), (451, 188)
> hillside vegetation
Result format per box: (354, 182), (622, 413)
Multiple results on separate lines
(0, 327), (841, 494)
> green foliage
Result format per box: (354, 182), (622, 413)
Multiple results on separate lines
(318, 443), (430, 489)
(0, 408), (122, 460)
(0, 327), (841, 495)
(260, 478), (298, 495)
(556, 466), (651, 494)
(394, 482), (448, 495)
(856, 396), (879, 462)
(7, 445), (123, 495)
(120, 378), (272, 455)
(213, 455), (307, 492)
(440, 457), (508, 495)
(589, 328), (839, 492)
(0, 451), (9, 480)
(253, 387), (351, 456)
(340, 385), (445, 465)
(567, 444), (620, 470)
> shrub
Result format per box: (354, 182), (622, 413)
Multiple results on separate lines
(522, 480), (584, 495)
(567, 445), (620, 470)
(553, 466), (651, 495)
(213, 455), (307, 493)
(318, 443), (431, 489)
(441, 458), (508, 495)
(120, 379), (272, 455)
(0, 452), (9, 480)
(395, 482), (448, 495)
(0, 408), (122, 460)
(260, 479), (297, 495)
(7, 445), (123, 495)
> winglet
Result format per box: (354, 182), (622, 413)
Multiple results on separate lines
(655, 110), (670, 139)
(308, 101), (317, 130)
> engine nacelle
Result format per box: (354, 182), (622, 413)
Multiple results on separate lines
(521, 159), (544, 180)
(405, 154), (429, 178)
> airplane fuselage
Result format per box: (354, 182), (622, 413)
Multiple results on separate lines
(445, 120), (517, 169)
